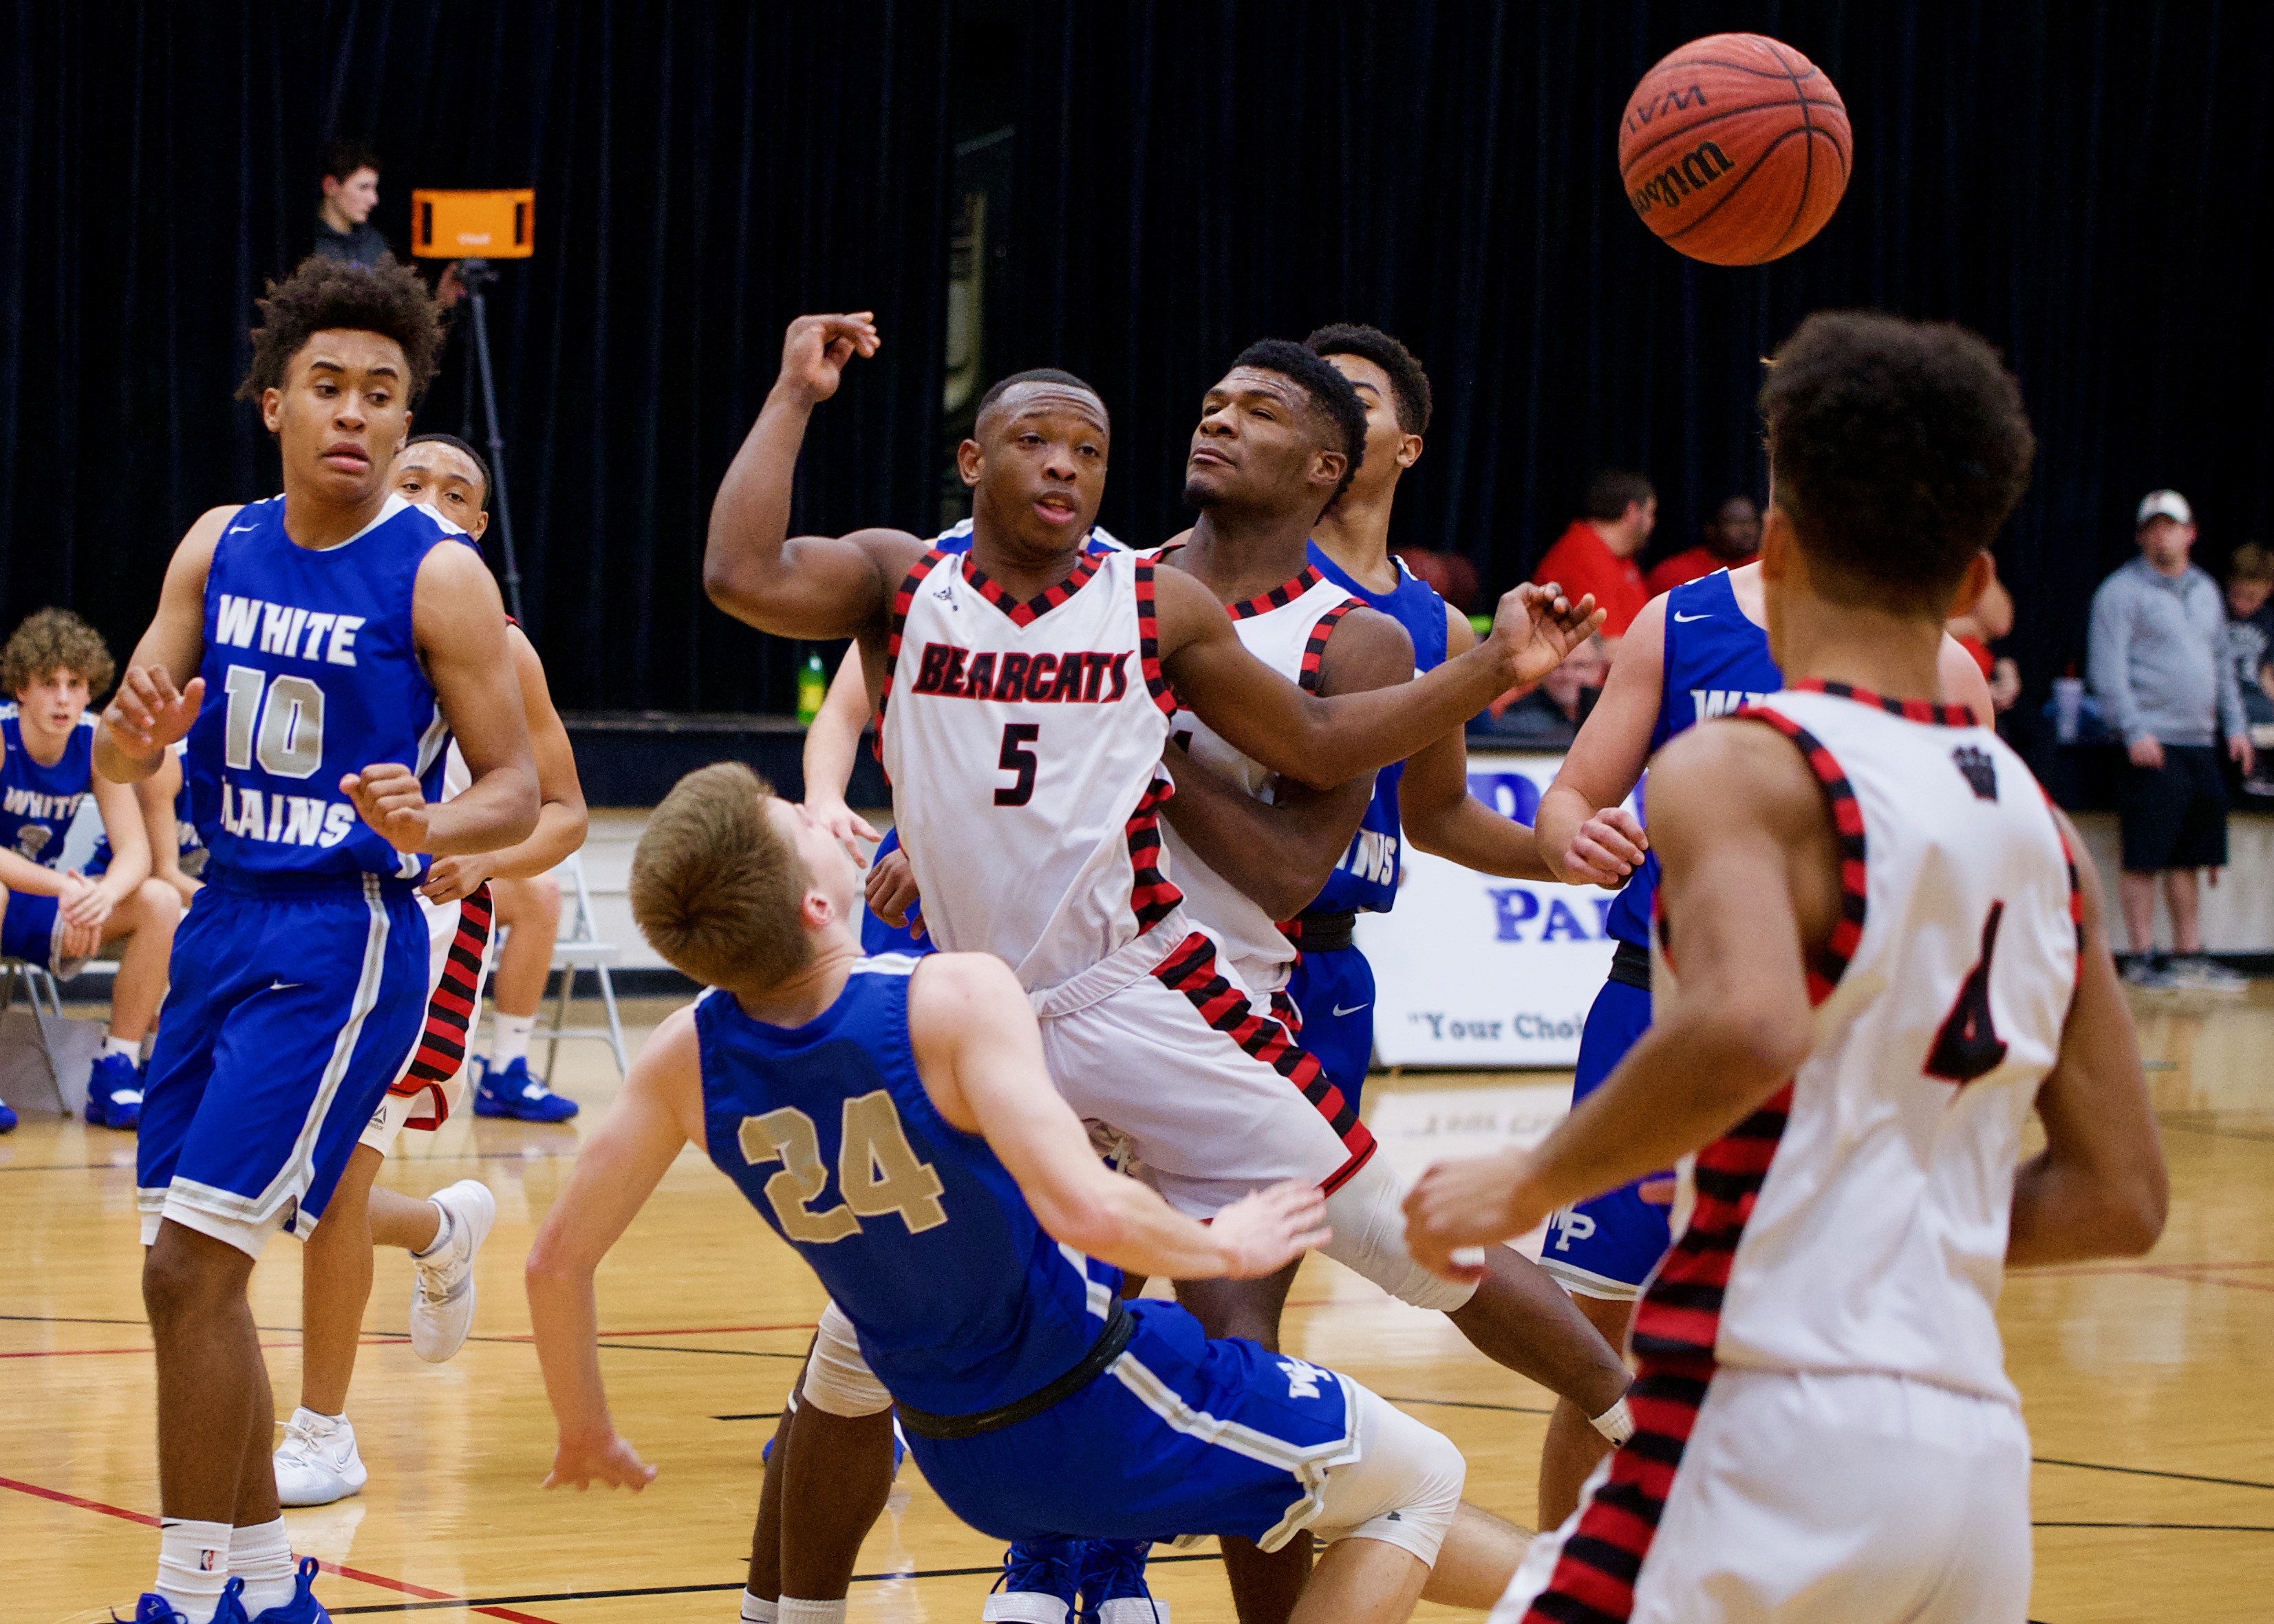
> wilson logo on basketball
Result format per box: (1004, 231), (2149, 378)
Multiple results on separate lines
(1628, 140), (1735, 215)
(1623, 83), (1708, 136)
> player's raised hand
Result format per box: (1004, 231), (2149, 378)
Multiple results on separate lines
(1210, 1180), (1334, 1279)
(864, 845), (924, 938)
(341, 762), (433, 852)
(1402, 1147), (1548, 1283)
(811, 797), (882, 864)
(1565, 805), (1649, 888)
(544, 1429), (657, 1492)
(776, 312), (881, 407)
(102, 665), (205, 761)
(1487, 583), (1607, 689)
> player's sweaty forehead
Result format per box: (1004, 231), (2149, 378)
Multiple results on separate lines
(1203, 367), (1309, 417)
(980, 383), (1111, 444)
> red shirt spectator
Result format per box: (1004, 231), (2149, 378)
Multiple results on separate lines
(1645, 495), (1761, 596)
(1532, 470), (1657, 636)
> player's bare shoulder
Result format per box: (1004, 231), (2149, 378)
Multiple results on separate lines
(1651, 714), (1824, 843)
(905, 949), (1027, 1030)
(1315, 603), (1415, 695)
(168, 502), (246, 581)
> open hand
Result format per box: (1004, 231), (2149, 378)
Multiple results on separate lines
(1563, 806), (1649, 888)
(102, 666), (206, 761)
(810, 798), (881, 864)
(777, 314), (881, 407)
(1401, 1147), (1547, 1284)
(1211, 1181), (1334, 1279)
(1489, 583), (1606, 689)
(864, 846), (923, 938)
(544, 1429), (656, 1492)
(341, 763), (433, 853)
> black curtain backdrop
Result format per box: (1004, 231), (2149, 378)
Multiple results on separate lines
(1, 1), (2266, 716)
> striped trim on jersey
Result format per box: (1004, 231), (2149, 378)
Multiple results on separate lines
(1150, 931), (1374, 1189)
(389, 883), (495, 1129)
(1297, 600), (1358, 694)
(1225, 563), (1327, 620)
(1531, 708), (1865, 1623)
(1792, 677), (1974, 728)
(1135, 559), (1179, 718)
(962, 551), (1104, 626)
(876, 547), (953, 774)
(1124, 774), (1183, 932)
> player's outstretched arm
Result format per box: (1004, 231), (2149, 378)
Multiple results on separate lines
(1160, 569), (1604, 790)
(95, 504), (236, 784)
(1536, 594), (1664, 887)
(422, 626), (590, 902)
(2008, 814), (2167, 1266)
(908, 953), (1331, 1279)
(526, 1006), (705, 1490)
(1402, 605), (1564, 882)
(1156, 607), (1412, 918)
(1403, 722), (1823, 1279)
(802, 645), (882, 856)
(703, 314), (925, 642)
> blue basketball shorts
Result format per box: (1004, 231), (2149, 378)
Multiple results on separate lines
(860, 827), (934, 957)
(1536, 975), (1672, 1301)
(0, 888), (74, 974)
(908, 1299), (1460, 1566)
(136, 871), (429, 1257)
(1284, 945), (1376, 1116)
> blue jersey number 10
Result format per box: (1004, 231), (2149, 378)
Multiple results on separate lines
(223, 664), (327, 779)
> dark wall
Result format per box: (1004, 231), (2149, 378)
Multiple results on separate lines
(3, 1), (2266, 713)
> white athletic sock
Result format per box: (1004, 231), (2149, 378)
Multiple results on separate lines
(230, 1516), (297, 1616)
(155, 1516), (233, 1623)
(411, 1200), (455, 1261)
(105, 1034), (142, 1063)
(777, 1601), (848, 1624)
(491, 1013), (536, 1069)
(740, 1592), (780, 1623)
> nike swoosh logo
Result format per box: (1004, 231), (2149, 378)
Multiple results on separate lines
(1672, 610), (1711, 622)
(1332, 1003), (1369, 1017)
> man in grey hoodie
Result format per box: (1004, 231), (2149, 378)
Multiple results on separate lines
(2088, 489), (2255, 989)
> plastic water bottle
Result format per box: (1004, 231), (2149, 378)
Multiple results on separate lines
(797, 652), (827, 726)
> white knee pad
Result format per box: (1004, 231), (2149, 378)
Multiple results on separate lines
(1322, 1156), (1479, 1315)
(798, 1301), (894, 1418)
(1311, 1381), (1467, 1568)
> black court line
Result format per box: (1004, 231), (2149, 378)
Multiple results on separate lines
(2035, 1455), (2274, 1493)
(711, 1411), (785, 1421)
(1380, 1394), (1554, 1416)
(328, 1553), (1228, 1613)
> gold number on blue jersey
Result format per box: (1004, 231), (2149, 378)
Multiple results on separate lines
(738, 1090), (947, 1243)
(222, 664), (326, 781)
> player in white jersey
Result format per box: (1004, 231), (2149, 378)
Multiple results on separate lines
(272, 435), (592, 1508)
(1405, 311), (2168, 1624)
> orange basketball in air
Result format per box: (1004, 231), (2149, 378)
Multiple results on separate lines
(1618, 33), (1852, 266)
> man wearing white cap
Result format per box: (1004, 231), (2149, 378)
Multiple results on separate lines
(2088, 489), (2254, 990)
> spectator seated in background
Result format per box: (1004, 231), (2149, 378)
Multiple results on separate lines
(312, 138), (388, 268)
(1947, 554), (2023, 713)
(1472, 635), (1609, 746)
(1531, 468), (1655, 638)
(1394, 546), (1480, 620)
(2088, 489), (2254, 991)
(0, 610), (184, 1132)
(1643, 492), (1759, 594)
(2222, 541), (2274, 797)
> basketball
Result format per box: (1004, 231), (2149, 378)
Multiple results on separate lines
(1618, 32), (1852, 266)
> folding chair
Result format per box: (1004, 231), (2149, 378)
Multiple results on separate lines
(538, 850), (628, 1079)
(0, 956), (67, 1086)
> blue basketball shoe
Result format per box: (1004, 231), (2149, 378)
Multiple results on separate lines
(118, 1579), (249, 1622)
(85, 1052), (144, 1130)
(0, 1095), (17, 1132)
(246, 1557), (331, 1622)
(471, 1056), (579, 1122)
(983, 1539), (1084, 1624)
(1078, 1539), (1168, 1624)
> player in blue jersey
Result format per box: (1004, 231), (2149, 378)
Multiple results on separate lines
(94, 255), (539, 1624)
(1525, 553), (1997, 1369)
(528, 762), (1534, 1624)
(0, 609), (184, 1132)
(87, 740), (208, 909)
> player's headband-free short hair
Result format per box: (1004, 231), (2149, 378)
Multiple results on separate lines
(404, 433), (494, 508)
(238, 254), (445, 404)
(976, 369), (1108, 431)
(1760, 309), (2035, 618)
(1305, 323), (1434, 436)
(1, 606), (114, 699)
(321, 138), (382, 182)
(1228, 338), (1368, 506)
(1582, 469), (1657, 521)
(630, 763), (817, 993)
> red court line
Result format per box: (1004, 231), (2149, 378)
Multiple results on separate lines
(0, 1474), (559, 1623)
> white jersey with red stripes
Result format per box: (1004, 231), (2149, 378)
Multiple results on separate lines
(1160, 559), (1357, 997)
(1644, 682), (2080, 1403)
(880, 545), (1181, 991)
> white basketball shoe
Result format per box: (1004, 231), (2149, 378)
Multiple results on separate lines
(409, 1180), (497, 1363)
(274, 1407), (368, 1506)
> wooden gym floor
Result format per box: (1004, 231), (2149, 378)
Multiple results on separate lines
(6, 987), (2270, 1623)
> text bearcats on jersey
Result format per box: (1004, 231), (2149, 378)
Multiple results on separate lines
(908, 644), (1132, 704)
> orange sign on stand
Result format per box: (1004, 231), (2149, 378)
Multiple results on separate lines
(410, 189), (534, 259)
